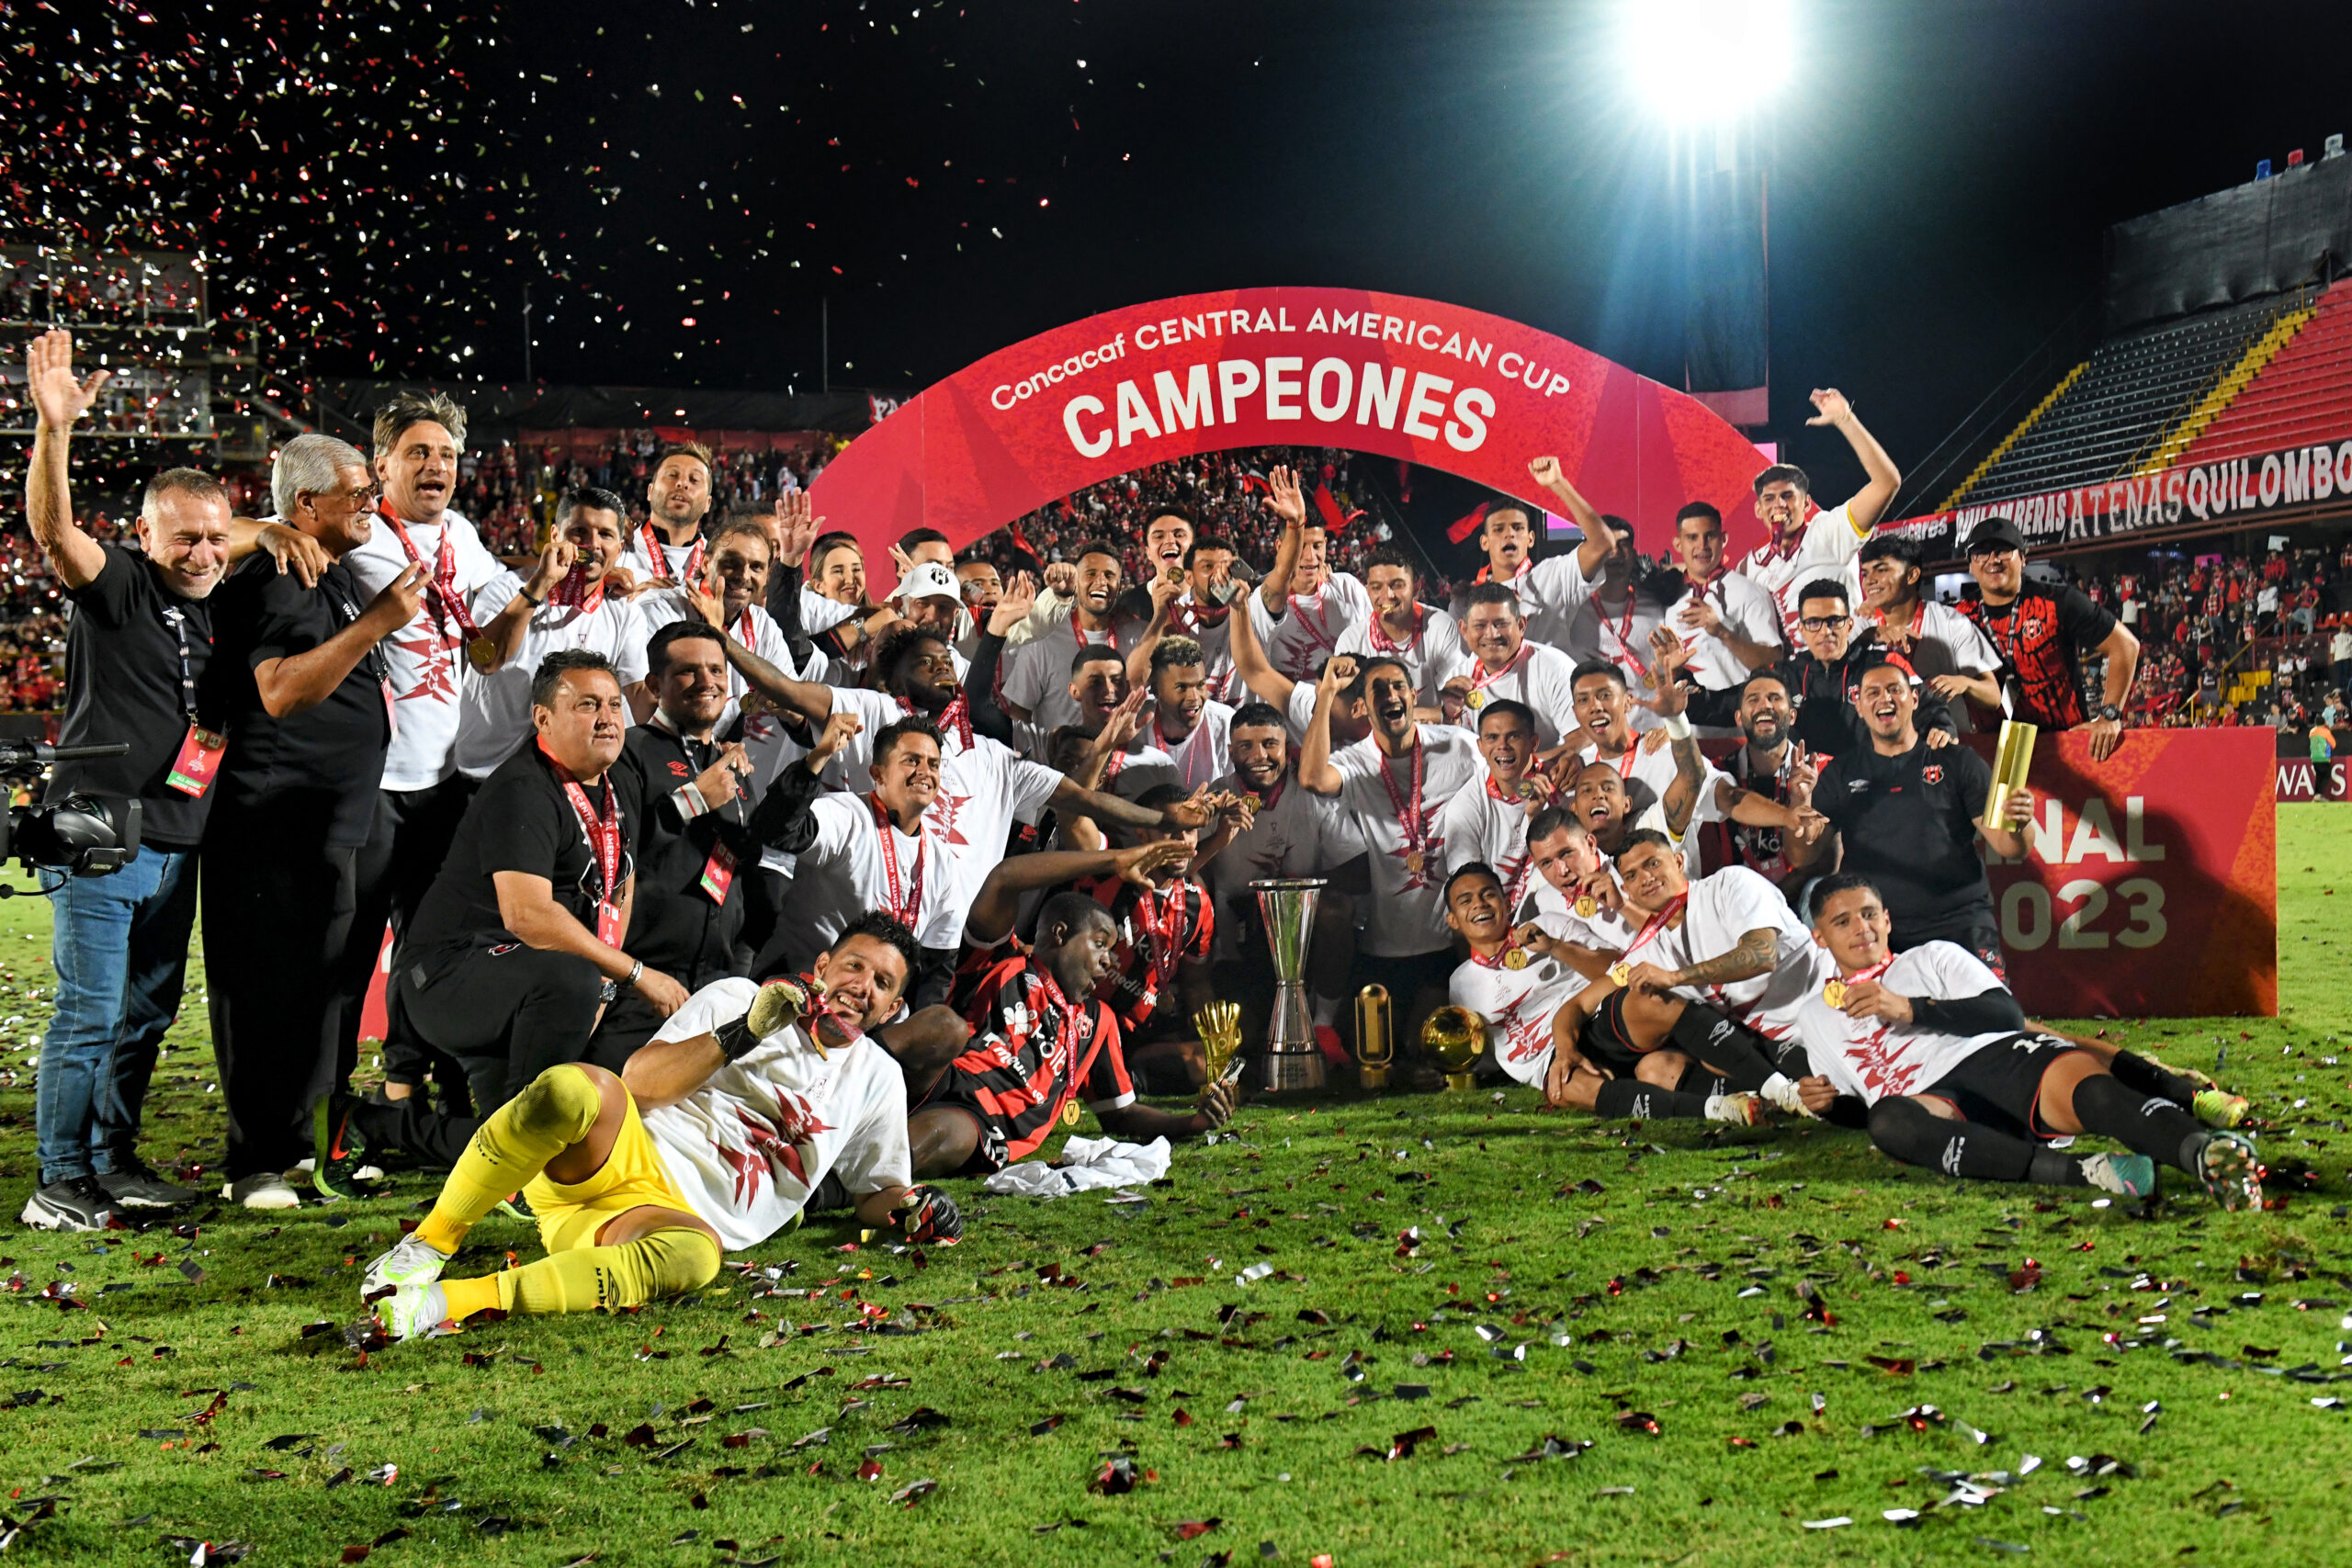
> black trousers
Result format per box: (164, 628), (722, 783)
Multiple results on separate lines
(356, 941), (605, 1168)
(202, 803), (362, 1179)
(344, 775), (478, 1085)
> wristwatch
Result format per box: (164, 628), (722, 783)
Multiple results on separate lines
(2097, 704), (2122, 723)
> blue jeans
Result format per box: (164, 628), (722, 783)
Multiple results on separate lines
(35, 845), (199, 1185)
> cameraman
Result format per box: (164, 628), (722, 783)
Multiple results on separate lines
(17, 332), (324, 1233)
(200, 434), (425, 1210)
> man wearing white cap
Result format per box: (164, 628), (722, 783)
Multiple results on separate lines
(893, 560), (972, 682)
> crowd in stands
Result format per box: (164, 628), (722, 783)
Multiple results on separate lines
(450, 434), (836, 558)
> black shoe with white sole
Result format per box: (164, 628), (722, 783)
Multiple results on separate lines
(21, 1175), (119, 1232)
(96, 1159), (197, 1208)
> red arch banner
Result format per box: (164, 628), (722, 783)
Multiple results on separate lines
(808, 287), (1770, 588)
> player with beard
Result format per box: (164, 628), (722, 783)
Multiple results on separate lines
(1536, 831), (1827, 1123)
(1442, 583), (1581, 745)
(454, 488), (649, 781)
(1793, 874), (2260, 1206)
(1303, 653), (1483, 1057)
(1734, 389), (1903, 637)
(1713, 672), (1825, 897)
(1250, 467), (1371, 681)
(1434, 699), (1549, 914)
(1001, 540), (1129, 736)
(1809, 661), (2030, 975)
(1121, 531), (1241, 699)
(1857, 533), (2000, 728)
(1461, 462), (1615, 652)
(1657, 502), (1786, 695)
(910, 894), (1238, 1177)
(953, 557), (1003, 664)
(1201, 701), (1359, 1049)
(1957, 516), (2140, 761)
(366, 917), (958, 1340)
(1682, 578), (1960, 756)
(1339, 547), (1465, 712)
(705, 625), (1210, 920)
(1442, 863), (1606, 1090)
(616, 444), (714, 587)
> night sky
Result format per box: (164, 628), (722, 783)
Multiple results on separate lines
(13, 0), (2352, 516)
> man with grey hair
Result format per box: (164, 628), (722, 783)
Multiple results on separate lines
(343, 390), (508, 1116)
(16, 330), (322, 1232)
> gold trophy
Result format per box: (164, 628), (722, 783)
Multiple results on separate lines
(1984, 719), (2038, 830)
(1421, 1006), (1485, 1092)
(1193, 1001), (1245, 1091)
(1354, 985), (1395, 1090)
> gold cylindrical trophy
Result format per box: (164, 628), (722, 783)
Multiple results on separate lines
(1984, 719), (2038, 828)
(1354, 985), (1394, 1089)
(1421, 1005), (1484, 1092)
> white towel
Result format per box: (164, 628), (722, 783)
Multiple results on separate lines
(982, 1134), (1172, 1197)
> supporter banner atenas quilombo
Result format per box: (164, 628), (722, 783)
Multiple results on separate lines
(1977, 727), (2276, 1017)
(808, 287), (1772, 591)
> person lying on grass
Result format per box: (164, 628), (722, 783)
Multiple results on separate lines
(365, 912), (960, 1341)
(1792, 873), (2262, 1206)
(908, 889), (1238, 1179)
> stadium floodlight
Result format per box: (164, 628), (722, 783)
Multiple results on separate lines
(1621, 0), (1794, 121)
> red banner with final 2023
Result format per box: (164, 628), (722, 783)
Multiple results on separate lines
(1978, 727), (2276, 1018)
(806, 287), (1775, 592)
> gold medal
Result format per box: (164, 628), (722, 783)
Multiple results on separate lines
(1824, 979), (1848, 1009)
(1060, 1098), (1081, 1128)
(1464, 689), (1486, 710)
(1608, 961), (1632, 987)
(1517, 781), (1543, 803)
(1639, 670), (1658, 689)
(1574, 895), (1599, 919)
(1502, 947), (1529, 971)
(466, 637), (498, 672)
(1404, 850), (1425, 874)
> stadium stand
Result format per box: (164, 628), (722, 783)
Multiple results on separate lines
(2172, 276), (2352, 467)
(1941, 291), (2301, 508)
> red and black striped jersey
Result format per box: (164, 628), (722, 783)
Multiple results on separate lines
(1073, 873), (1214, 1031)
(1957, 587), (2118, 730)
(945, 957), (1136, 1166)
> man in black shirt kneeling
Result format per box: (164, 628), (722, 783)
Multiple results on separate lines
(318, 650), (690, 1184)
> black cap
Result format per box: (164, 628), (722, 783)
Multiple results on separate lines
(1963, 516), (2027, 556)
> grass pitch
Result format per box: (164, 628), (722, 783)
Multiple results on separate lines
(3, 810), (2350, 1566)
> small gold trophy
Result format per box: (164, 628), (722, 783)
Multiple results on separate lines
(1354, 984), (1395, 1090)
(1193, 1001), (1245, 1091)
(1421, 1006), (1485, 1092)
(1984, 719), (2039, 832)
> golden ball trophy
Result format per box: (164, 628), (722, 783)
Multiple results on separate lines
(1353, 984), (1394, 1090)
(1421, 1005), (1485, 1092)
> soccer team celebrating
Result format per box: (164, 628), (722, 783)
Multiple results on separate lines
(16, 330), (2262, 1346)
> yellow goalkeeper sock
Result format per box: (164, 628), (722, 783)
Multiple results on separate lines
(475, 1226), (720, 1316)
(413, 1066), (603, 1256)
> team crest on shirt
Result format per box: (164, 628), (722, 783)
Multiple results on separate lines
(926, 787), (974, 847)
(1921, 764), (1943, 785)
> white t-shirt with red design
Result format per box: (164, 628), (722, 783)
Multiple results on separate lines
(1447, 912), (1591, 1087)
(640, 977), (912, 1252)
(1646, 865), (1833, 1042)
(1434, 778), (1540, 914)
(1796, 942), (2016, 1106)
(1329, 724), (1483, 956)
(1736, 501), (1866, 637)
(1337, 605), (1467, 707)
(344, 510), (505, 790)
(1248, 570), (1373, 682)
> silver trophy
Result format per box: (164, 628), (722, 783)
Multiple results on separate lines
(1250, 877), (1328, 1091)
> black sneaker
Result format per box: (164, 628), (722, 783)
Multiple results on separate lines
(96, 1159), (197, 1208)
(20, 1176), (119, 1232)
(311, 1092), (371, 1202)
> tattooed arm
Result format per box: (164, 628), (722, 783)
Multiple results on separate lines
(1669, 927), (1781, 990)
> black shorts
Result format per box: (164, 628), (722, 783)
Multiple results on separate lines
(909, 1083), (1015, 1177)
(1915, 1032), (2076, 1142)
(1577, 995), (1719, 1094)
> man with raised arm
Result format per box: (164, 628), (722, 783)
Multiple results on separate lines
(1119, 533), (1241, 702)
(1734, 388), (1904, 637)
(1249, 466), (1370, 681)
(365, 917), (959, 1341)
(1461, 469), (1615, 654)
(1301, 652), (1483, 1053)
(1793, 874), (2259, 1206)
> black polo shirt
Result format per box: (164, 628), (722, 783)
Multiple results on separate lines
(48, 544), (216, 849)
(1812, 735), (1997, 943)
(609, 719), (748, 989)
(202, 552), (390, 846)
(407, 737), (641, 953)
